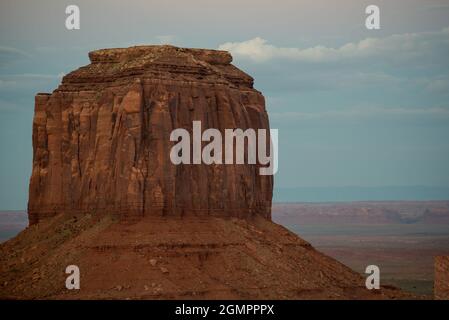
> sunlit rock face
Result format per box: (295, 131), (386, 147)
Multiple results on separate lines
(28, 45), (273, 224)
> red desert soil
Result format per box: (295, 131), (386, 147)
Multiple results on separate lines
(0, 213), (415, 299)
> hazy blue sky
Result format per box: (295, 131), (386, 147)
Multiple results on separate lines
(1, 0), (449, 209)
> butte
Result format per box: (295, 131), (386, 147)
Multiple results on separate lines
(0, 46), (412, 299)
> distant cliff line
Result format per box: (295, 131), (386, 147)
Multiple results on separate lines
(273, 186), (449, 202)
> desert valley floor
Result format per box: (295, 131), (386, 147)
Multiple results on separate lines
(1, 201), (449, 298)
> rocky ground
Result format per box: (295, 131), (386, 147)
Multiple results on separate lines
(0, 213), (415, 299)
(435, 256), (449, 299)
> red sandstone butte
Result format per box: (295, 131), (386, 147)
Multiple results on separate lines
(1, 46), (415, 300)
(28, 45), (272, 224)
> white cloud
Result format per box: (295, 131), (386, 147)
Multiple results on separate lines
(270, 106), (449, 122)
(0, 46), (31, 66)
(0, 73), (63, 91)
(0, 99), (22, 112)
(218, 28), (449, 63)
(425, 3), (449, 10)
(155, 35), (176, 45)
(425, 77), (449, 93)
(0, 46), (30, 57)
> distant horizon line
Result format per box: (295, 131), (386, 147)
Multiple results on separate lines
(274, 186), (449, 203)
(1, 186), (448, 211)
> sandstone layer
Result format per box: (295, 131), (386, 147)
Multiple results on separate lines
(28, 45), (272, 224)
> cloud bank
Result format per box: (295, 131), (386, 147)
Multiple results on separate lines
(219, 28), (449, 63)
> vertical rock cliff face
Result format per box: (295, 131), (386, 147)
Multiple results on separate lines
(28, 46), (273, 224)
